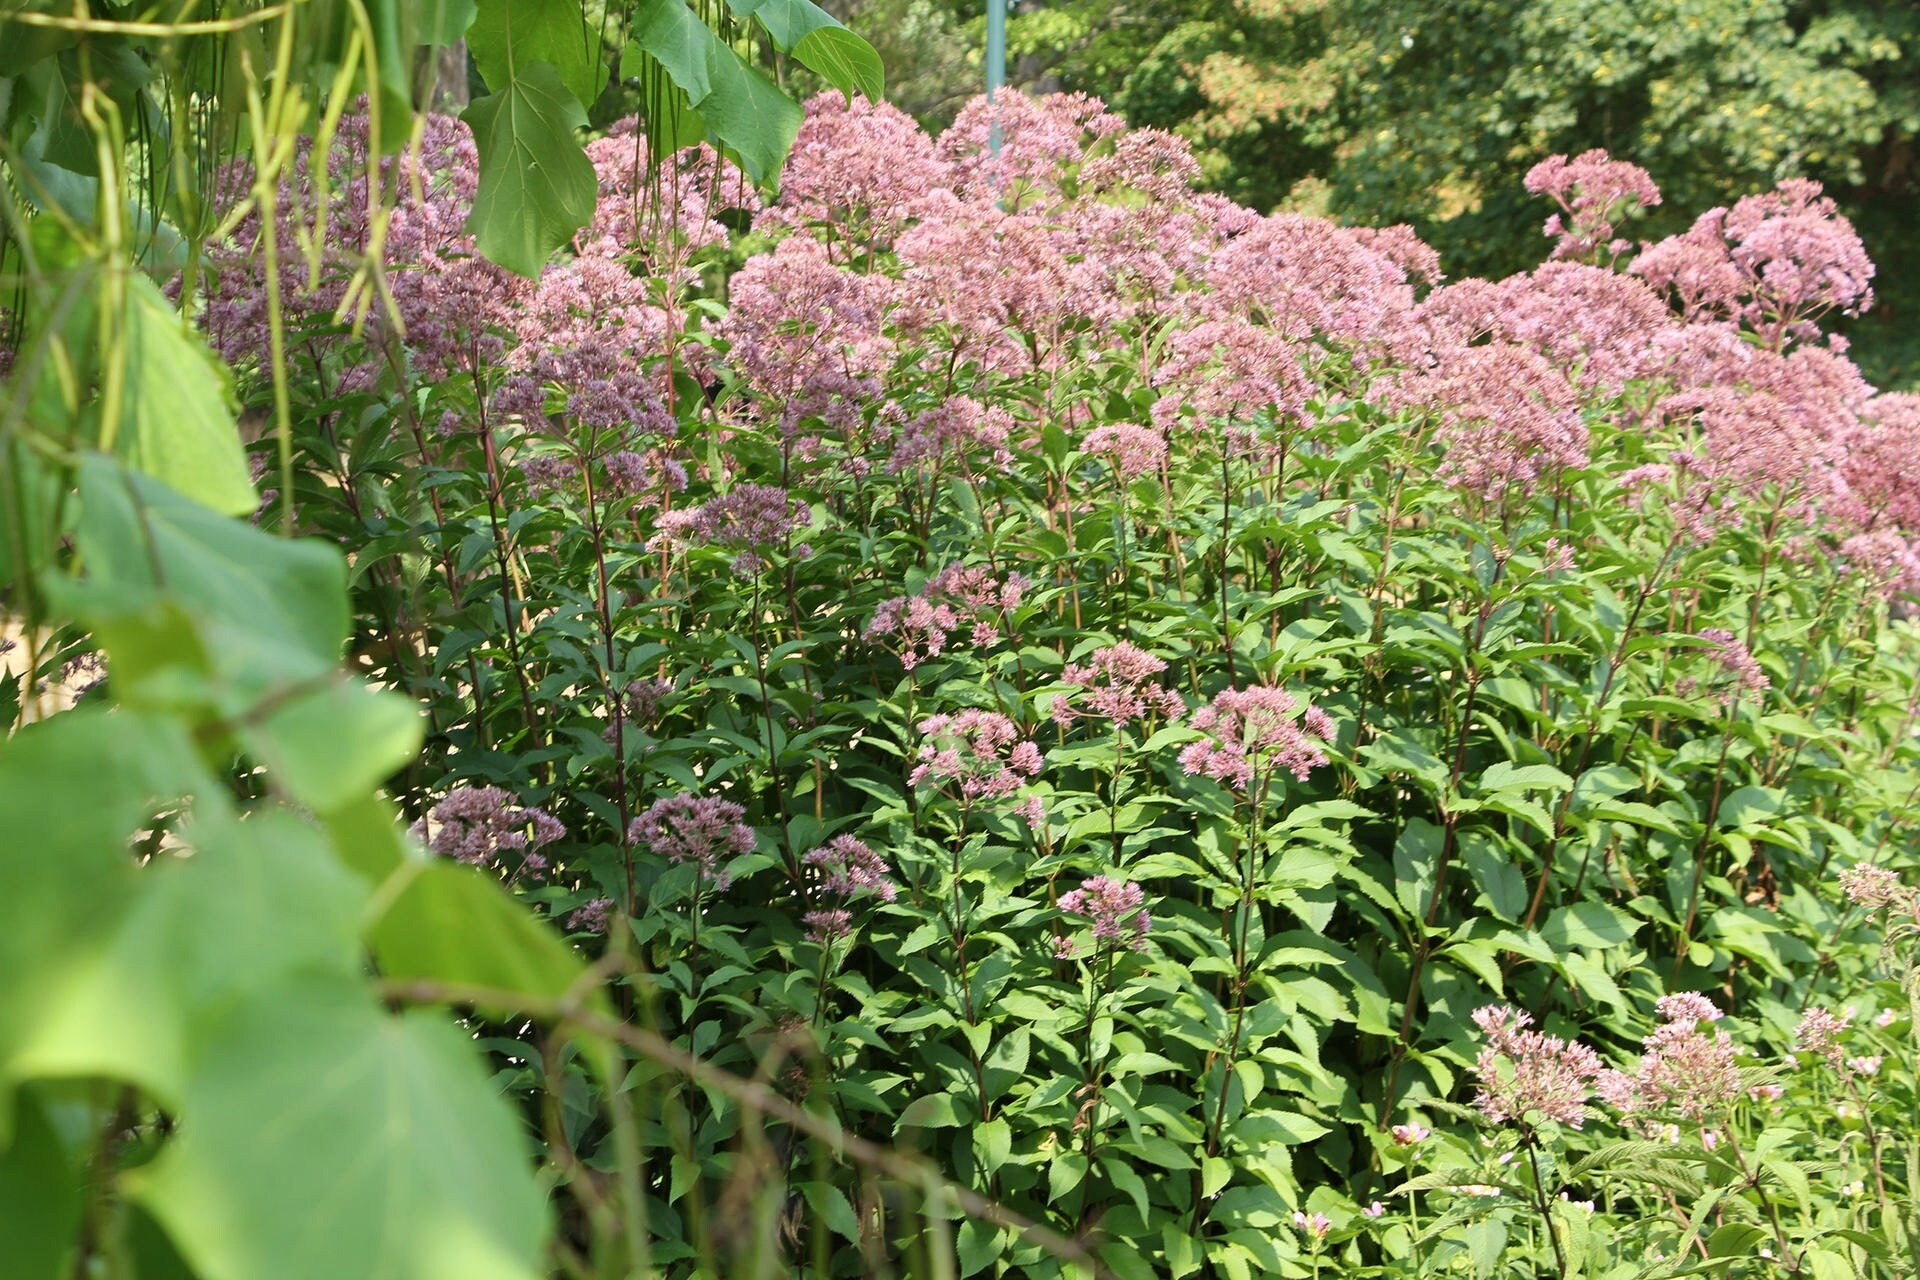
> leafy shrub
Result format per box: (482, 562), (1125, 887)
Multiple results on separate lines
(17, 77), (1920, 1278)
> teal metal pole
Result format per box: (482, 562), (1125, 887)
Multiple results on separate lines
(986, 0), (1006, 156)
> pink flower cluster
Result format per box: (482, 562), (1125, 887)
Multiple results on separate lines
(1180, 685), (1334, 789)
(865, 562), (1030, 669)
(909, 710), (1044, 819)
(1524, 149), (1661, 264)
(804, 835), (898, 904)
(800, 834), (896, 942)
(1082, 424), (1170, 481)
(628, 793), (756, 883)
(1471, 1005), (1604, 1129)
(409, 785), (565, 873)
(1596, 993), (1741, 1120)
(1838, 862), (1906, 911)
(655, 484), (811, 574)
(1696, 628), (1770, 699)
(1056, 876), (1151, 951)
(1054, 643), (1185, 729)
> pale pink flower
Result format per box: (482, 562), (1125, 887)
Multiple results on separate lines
(1471, 1005), (1604, 1129)
(803, 836), (898, 904)
(803, 908), (854, 944)
(1083, 424), (1169, 480)
(1838, 862), (1905, 910)
(909, 711), (1044, 805)
(628, 794), (756, 883)
(1057, 876), (1151, 951)
(1056, 643), (1185, 729)
(1524, 149), (1661, 264)
(1390, 1122), (1429, 1146)
(410, 785), (565, 871)
(1180, 685), (1333, 790)
(567, 897), (614, 934)
(1794, 1006), (1851, 1065)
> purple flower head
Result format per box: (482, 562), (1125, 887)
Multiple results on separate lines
(1082, 424), (1169, 481)
(409, 785), (565, 873)
(1471, 1005), (1603, 1130)
(1180, 685), (1333, 790)
(567, 897), (613, 934)
(1291, 1210), (1331, 1240)
(803, 908), (854, 944)
(1057, 642), (1185, 730)
(655, 484), (809, 574)
(1612, 994), (1741, 1120)
(1524, 149), (1661, 264)
(1794, 1006), (1851, 1066)
(803, 835), (898, 904)
(909, 710), (1044, 806)
(628, 794), (756, 884)
(1696, 628), (1769, 697)
(864, 560), (1026, 670)
(1057, 876), (1151, 951)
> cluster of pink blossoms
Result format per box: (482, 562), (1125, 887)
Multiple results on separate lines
(801, 835), (897, 943)
(1081, 424), (1169, 481)
(1471, 1005), (1605, 1129)
(1180, 685), (1335, 790)
(1055, 876), (1151, 954)
(1695, 628), (1771, 700)
(1595, 994), (1741, 1120)
(1523, 149), (1661, 264)
(909, 710), (1044, 824)
(865, 562), (1030, 669)
(655, 484), (811, 574)
(1054, 643), (1184, 729)
(628, 794), (756, 884)
(410, 785), (564, 874)
(1838, 862), (1907, 911)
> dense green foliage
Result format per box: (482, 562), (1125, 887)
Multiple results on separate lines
(5, 3), (1920, 1279)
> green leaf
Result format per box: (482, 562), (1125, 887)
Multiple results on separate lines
(1465, 1217), (1508, 1279)
(368, 861), (597, 1020)
(723, 0), (838, 48)
(9, 812), (367, 1107)
(0, 708), (201, 1135)
(631, 0), (718, 102)
(468, 0), (602, 108)
(1478, 761), (1572, 793)
(1463, 838), (1527, 921)
(129, 981), (546, 1280)
(632, 12), (803, 182)
(0, 1087), (84, 1280)
(1706, 1223), (1768, 1258)
(461, 62), (598, 278)
(241, 679), (423, 814)
(1715, 785), (1783, 830)
(1539, 902), (1640, 951)
(894, 1092), (967, 1130)
(117, 275), (255, 517)
(73, 457), (348, 696)
(791, 27), (883, 100)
